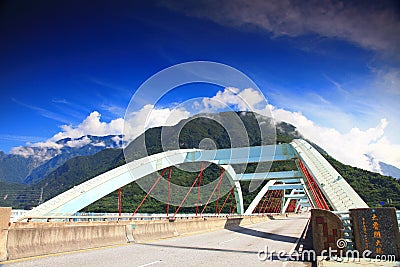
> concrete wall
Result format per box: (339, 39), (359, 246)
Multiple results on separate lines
(129, 215), (271, 243)
(7, 221), (128, 260)
(1, 215), (271, 261)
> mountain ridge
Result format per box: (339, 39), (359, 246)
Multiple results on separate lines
(378, 161), (400, 179)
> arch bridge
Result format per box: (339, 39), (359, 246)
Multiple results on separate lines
(23, 139), (368, 219)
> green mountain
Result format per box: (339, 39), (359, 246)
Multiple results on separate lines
(325, 155), (400, 207)
(1, 111), (399, 212)
(0, 151), (36, 183)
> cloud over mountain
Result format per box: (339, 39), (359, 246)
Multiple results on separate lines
(52, 111), (124, 141)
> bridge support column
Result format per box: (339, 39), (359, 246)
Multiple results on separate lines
(282, 198), (292, 214)
(233, 181), (243, 214)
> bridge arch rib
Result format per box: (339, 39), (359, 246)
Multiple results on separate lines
(291, 139), (368, 211)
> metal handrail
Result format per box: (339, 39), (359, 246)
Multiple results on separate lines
(332, 211), (354, 249)
(334, 210), (400, 242)
(16, 212), (272, 223)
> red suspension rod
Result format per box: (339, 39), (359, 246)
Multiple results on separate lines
(200, 168), (225, 215)
(215, 168), (225, 214)
(132, 168), (169, 216)
(173, 164), (205, 218)
(218, 187), (234, 214)
(195, 163), (204, 216)
(272, 191), (283, 213)
(230, 204), (237, 215)
(118, 188), (122, 216)
(166, 167), (173, 217)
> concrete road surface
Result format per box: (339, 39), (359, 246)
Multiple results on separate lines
(3, 213), (311, 267)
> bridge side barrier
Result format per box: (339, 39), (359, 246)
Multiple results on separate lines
(6, 221), (128, 260)
(128, 215), (271, 242)
(1, 214), (273, 261)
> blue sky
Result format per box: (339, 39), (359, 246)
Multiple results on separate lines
(1, 0), (400, 171)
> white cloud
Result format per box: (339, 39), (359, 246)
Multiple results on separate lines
(201, 87), (266, 112)
(9, 111), (125, 158)
(368, 137), (400, 170)
(10, 146), (35, 158)
(92, 141), (106, 147)
(266, 66), (400, 146)
(12, 98), (71, 124)
(31, 140), (63, 150)
(52, 111), (124, 141)
(0, 134), (45, 143)
(65, 136), (91, 148)
(10, 140), (62, 162)
(100, 104), (126, 117)
(124, 104), (191, 141)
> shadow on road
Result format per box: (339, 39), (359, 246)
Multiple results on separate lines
(140, 243), (258, 255)
(227, 226), (298, 243)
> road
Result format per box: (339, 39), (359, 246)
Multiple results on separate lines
(3, 213), (311, 267)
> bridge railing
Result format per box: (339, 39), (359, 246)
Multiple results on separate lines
(16, 213), (275, 223)
(397, 211), (400, 231)
(332, 211), (354, 250)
